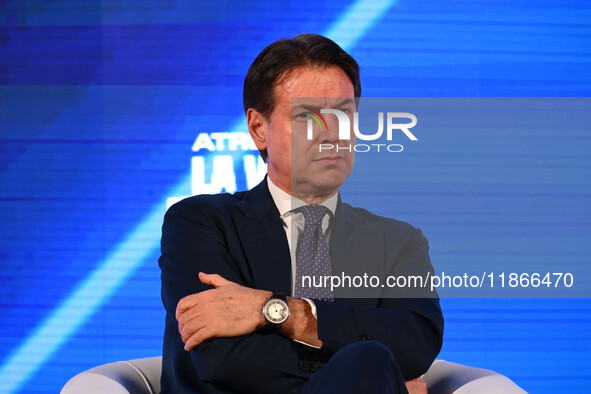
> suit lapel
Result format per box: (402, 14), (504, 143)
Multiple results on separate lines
(233, 179), (292, 294)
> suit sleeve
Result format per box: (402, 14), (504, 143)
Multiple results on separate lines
(315, 227), (444, 380)
(159, 201), (310, 393)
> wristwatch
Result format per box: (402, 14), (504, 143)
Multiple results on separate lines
(262, 292), (290, 329)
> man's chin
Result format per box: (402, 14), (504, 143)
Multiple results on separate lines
(293, 173), (349, 199)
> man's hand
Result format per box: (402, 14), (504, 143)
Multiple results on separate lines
(405, 377), (428, 394)
(176, 272), (270, 351)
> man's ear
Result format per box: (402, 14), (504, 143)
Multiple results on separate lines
(247, 108), (268, 150)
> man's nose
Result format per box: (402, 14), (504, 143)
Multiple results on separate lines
(322, 115), (345, 143)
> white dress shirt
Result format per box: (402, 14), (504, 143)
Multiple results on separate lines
(267, 177), (337, 348)
(267, 176), (337, 293)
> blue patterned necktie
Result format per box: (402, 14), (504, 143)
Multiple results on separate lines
(293, 204), (334, 301)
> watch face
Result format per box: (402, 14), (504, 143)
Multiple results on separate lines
(264, 299), (289, 324)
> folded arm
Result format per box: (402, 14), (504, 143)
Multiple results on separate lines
(176, 272), (321, 350)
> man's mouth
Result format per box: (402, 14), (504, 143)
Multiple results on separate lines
(314, 155), (344, 162)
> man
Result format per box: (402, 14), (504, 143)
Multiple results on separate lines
(159, 34), (443, 393)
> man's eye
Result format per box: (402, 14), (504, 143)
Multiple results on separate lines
(296, 112), (311, 119)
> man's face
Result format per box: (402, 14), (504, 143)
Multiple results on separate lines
(257, 66), (355, 203)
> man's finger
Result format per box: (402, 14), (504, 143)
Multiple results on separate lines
(184, 326), (214, 351)
(176, 293), (200, 321)
(198, 272), (232, 288)
(405, 377), (428, 394)
(177, 302), (203, 334)
(180, 315), (207, 344)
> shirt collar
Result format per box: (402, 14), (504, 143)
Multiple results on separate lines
(267, 176), (338, 217)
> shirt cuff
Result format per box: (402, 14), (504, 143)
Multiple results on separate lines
(302, 298), (317, 319)
(292, 298), (320, 349)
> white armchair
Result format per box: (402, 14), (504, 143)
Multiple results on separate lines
(61, 356), (527, 394)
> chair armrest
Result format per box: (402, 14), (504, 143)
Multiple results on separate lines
(60, 357), (161, 394)
(423, 360), (527, 394)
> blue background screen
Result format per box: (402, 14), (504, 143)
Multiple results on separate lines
(1, 1), (590, 392)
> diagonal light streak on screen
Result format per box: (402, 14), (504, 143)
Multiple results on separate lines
(325, 0), (396, 50)
(0, 1), (397, 392)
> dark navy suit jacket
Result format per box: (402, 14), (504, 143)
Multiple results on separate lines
(159, 178), (444, 393)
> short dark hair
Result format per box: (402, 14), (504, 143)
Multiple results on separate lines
(243, 33), (361, 163)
